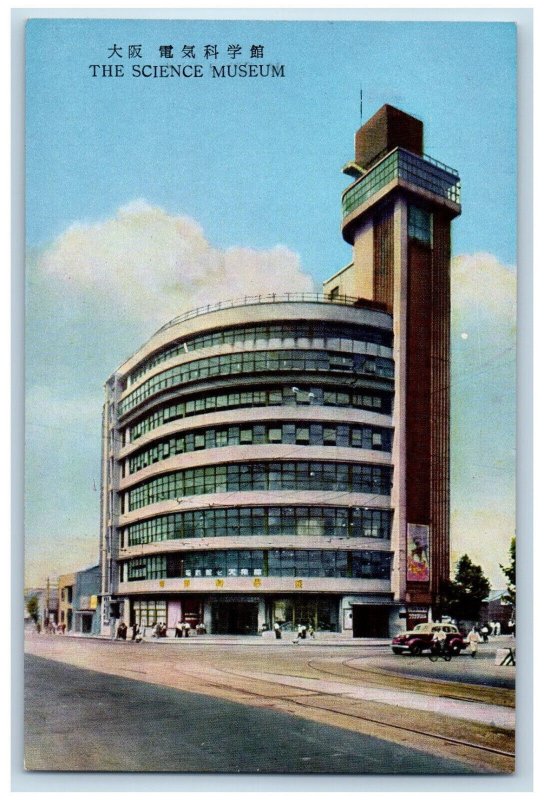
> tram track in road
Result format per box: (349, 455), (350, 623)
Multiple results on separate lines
(171, 659), (515, 773)
(24, 636), (515, 772)
(301, 656), (515, 708)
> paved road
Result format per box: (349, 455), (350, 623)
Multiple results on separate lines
(25, 654), (477, 774)
(362, 650), (516, 690)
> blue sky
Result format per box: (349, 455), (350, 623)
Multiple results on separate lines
(25, 19), (517, 587)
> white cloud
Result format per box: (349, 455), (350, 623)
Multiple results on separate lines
(451, 252), (516, 337)
(37, 200), (315, 328)
(450, 252), (516, 585)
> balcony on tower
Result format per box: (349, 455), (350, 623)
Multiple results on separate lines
(341, 105), (461, 245)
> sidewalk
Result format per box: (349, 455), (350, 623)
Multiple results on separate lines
(34, 631), (516, 648)
(92, 633), (390, 647)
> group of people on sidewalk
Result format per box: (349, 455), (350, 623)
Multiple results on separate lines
(293, 623), (315, 643)
(265, 622), (316, 642)
(114, 622), (143, 642)
(478, 621), (504, 641)
(111, 620), (209, 640)
(261, 622), (315, 644)
(174, 621), (192, 637)
(36, 621), (67, 635)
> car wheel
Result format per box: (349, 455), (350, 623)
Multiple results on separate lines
(391, 648), (402, 655)
(409, 642), (422, 656)
(451, 644), (461, 656)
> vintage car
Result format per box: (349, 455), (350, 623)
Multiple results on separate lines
(391, 622), (467, 656)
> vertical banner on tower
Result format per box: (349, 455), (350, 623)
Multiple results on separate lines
(407, 523), (430, 582)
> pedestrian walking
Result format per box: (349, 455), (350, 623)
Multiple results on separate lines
(467, 627), (480, 657)
(175, 620), (184, 638)
(293, 624), (307, 643)
(274, 622), (282, 640)
(481, 623), (489, 643)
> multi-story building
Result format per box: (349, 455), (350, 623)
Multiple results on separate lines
(59, 566), (101, 634)
(99, 105), (460, 637)
(58, 572), (76, 631)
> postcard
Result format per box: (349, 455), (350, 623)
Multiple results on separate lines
(22, 15), (519, 780)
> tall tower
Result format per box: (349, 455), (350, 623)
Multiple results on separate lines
(324, 105), (461, 616)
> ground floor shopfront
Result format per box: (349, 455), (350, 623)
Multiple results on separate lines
(108, 593), (412, 638)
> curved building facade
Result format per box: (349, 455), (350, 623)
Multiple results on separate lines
(99, 104), (460, 637)
(100, 296), (397, 635)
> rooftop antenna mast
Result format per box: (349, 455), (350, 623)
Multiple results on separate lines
(359, 86), (363, 125)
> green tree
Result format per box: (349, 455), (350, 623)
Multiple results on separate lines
(437, 554), (491, 623)
(26, 595), (40, 625)
(500, 536), (516, 610)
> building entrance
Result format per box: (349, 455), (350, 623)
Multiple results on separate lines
(352, 605), (390, 638)
(211, 601), (259, 635)
(80, 614), (93, 634)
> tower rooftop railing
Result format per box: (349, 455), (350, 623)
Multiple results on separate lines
(156, 292), (389, 334)
(342, 147), (461, 220)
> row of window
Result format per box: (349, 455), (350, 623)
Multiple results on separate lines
(123, 506), (393, 546)
(398, 150), (460, 205)
(119, 350), (394, 415)
(129, 386), (392, 442)
(132, 599), (166, 627)
(124, 549), (393, 581)
(127, 422), (392, 475)
(127, 321), (393, 386)
(342, 152), (397, 217)
(127, 461), (393, 511)
(126, 555), (167, 582)
(342, 149), (460, 219)
(130, 598), (338, 630)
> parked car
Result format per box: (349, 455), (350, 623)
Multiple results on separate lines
(391, 622), (467, 656)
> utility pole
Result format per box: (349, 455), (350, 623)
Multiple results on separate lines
(45, 576), (50, 627)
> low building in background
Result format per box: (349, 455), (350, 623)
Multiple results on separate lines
(479, 589), (513, 633)
(24, 586), (58, 629)
(58, 566), (100, 634)
(58, 572), (76, 631)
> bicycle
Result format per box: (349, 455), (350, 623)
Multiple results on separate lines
(428, 641), (452, 662)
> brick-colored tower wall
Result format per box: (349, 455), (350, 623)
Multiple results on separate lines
(406, 239), (433, 529)
(429, 213), (451, 595)
(373, 206), (395, 311)
(404, 215), (451, 599)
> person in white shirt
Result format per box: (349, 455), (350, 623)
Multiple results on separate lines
(467, 627), (480, 657)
